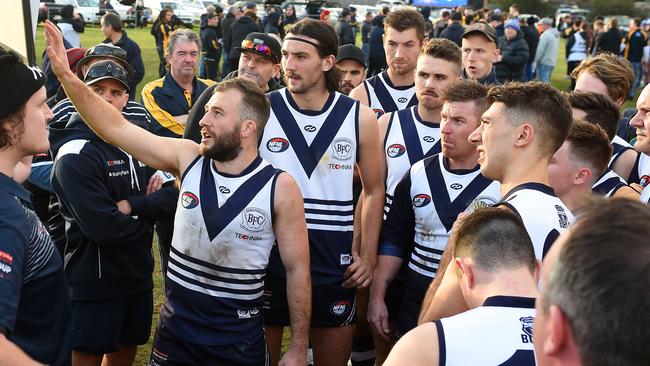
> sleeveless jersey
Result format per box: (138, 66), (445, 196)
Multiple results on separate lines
(363, 71), (417, 118)
(261, 89), (358, 285)
(435, 296), (536, 366)
(160, 156), (281, 345)
(498, 183), (573, 260)
(610, 135), (634, 167)
(629, 152), (650, 188)
(641, 184), (650, 204)
(592, 168), (628, 198)
(384, 105), (441, 218)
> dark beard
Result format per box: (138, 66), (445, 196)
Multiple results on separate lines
(200, 124), (242, 162)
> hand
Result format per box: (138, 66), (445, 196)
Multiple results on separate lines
(367, 296), (391, 340)
(146, 174), (163, 194)
(342, 251), (373, 289)
(278, 346), (307, 366)
(116, 199), (132, 215)
(44, 21), (72, 79)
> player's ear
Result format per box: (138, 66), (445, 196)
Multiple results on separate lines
(321, 54), (336, 72)
(543, 305), (570, 356)
(514, 123), (534, 147)
(240, 119), (257, 139)
(574, 167), (592, 185)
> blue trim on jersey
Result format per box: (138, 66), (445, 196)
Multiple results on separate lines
(611, 142), (633, 166)
(399, 107), (441, 165)
(434, 320), (446, 366)
(542, 229), (560, 259)
(378, 240), (405, 257)
(500, 350), (536, 366)
(424, 155), (494, 231)
(305, 218), (354, 226)
(482, 296), (536, 309)
(592, 172), (625, 196)
(304, 198), (354, 206)
(380, 71), (415, 91)
(270, 173), (279, 222)
(269, 91), (355, 178)
(304, 207), (355, 215)
(213, 156), (263, 178)
(285, 90), (336, 116)
(355, 100), (361, 163)
(181, 155), (203, 183)
(501, 183), (557, 202)
(413, 106), (440, 129)
(370, 72), (418, 113)
(200, 159), (278, 241)
(170, 246), (266, 275)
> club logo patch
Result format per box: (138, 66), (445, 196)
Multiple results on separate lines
(386, 144), (406, 158)
(330, 300), (351, 316)
(304, 125), (317, 132)
(241, 208), (269, 232)
(520, 316), (535, 343)
(412, 194), (431, 207)
(331, 138), (353, 161)
(181, 191), (199, 209)
(340, 254), (352, 265)
(373, 108), (385, 118)
(468, 195), (498, 212)
(219, 186), (231, 194)
(397, 97), (408, 103)
(450, 183), (463, 190)
(422, 135), (435, 143)
(555, 205), (570, 229)
(266, 137), (290, 153)
(640, 175), (650, 188)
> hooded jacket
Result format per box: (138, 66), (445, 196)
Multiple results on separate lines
(496, 31), (529, 82)
(49, 114), (170, 301)
(225, 15), (262, 61)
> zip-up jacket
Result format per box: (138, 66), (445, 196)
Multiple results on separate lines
(103, 31), (145, 97)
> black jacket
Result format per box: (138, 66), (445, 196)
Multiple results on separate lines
(103, 31), (145, 99)
(225, 15), (261, 60)
(49, 114), (175, 301)
(201, 25), (222, 59)
(337, 19), (355, 46)
(220, 13), (236, 53)
(594, 28), (622, 55)
(368, 16), (386, 66)
(440, 21), (464, 47)
(521, 25), (539, 63)
(496, 32), (529, 82)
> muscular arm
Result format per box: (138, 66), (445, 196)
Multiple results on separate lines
(44, 21), (197, 177)
(349, 82), (370, 107)
(0, 334), (43, 366)
(612, 185), (641, 200)
(274, 173), (311, 365)
(611, 149), (638, 182)
(383, 322), (439, 366)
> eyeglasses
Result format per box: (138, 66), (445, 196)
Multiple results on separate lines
(241, 39), (274, 58)
(85, 45), (128, 61)
(85, 62), (130, 83)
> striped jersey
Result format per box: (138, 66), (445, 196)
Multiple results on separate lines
(629, 152), (650, 188)
(609, 135), (635, 168)
(592, 168), (628, 198)
(363, 71), (417, 118)
(261, 89), (358, 285)
(160, 156), (281, 345)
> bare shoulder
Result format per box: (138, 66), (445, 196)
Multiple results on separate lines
(385, 322), (440, 366)
(349, 81), (370, 106)
(273, 172), (303, 205)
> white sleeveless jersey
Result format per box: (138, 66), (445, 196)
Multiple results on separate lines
(161, 156), (281, 345)
(407, 154), (500, 278)
(610, 135), (634, 167)
(641, 185), (650, 204)
(435, 296), (537, 366)
(261, 88), (358, 284)
(363, 71), (417, 118)
(630, 153), (650, 188)
(592, 168), (628, 198)
(499, 183), (574, 260)
(384, 105), (441, 218)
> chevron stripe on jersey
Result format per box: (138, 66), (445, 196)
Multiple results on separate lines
(592, 168), (628, 197)
(407, 154), (500, 278)
(363, 71), (417, 118)
(161, 156), (280, 345)
(384, 105), (441, 218)
(498, 183), (574, 260)
(610, 135), (634, 167)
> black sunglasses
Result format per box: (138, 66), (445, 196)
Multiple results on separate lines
(86, 63), (129, 83)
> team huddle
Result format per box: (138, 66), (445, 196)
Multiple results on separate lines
(0, 7), (649, 366)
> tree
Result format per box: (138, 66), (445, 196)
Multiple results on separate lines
(590, 0), (635, 17)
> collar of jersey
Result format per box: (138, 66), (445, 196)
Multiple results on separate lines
(482, 295), (536, 309)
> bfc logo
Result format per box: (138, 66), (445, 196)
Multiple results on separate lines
(397, 97), (408, 103)
(331, 138), (353, 161)
(468, 195), (498, 212)
(520, 316), (535, 343)
(266, 137), (290, 153)
(386, 144), (406, 158)
(555, 205), (570, 229)
(181, 191), (199, 209)
(330, 300), (351, 316)
(240, 208), (268, 232)
(412, 194), (431, 207)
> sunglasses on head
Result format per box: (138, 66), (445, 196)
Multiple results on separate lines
(241, 39), (274, 58)
(86, 63), (129, 83)
(86, 45), (128, 60)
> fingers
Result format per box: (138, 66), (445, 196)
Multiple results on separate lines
(147, 175), (163, 194)
(342, 261), (371, 288)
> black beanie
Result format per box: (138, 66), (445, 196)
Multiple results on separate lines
(0, 53), (45, 120)
(60, 4), (74, 19)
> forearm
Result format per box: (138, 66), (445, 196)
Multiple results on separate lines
(418, 240), (455, 324)
(359, 188), (383, 266)
(285, 266), (311, 352)
(369, 255), (402, 301)
(0, 335), (44, 366)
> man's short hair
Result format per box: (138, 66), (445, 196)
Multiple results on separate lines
(565, 120), (612, 179)
(450, 11), (462, 22)
(441, 80), (489, 120)
(541, 198), (650, 366)
(487, 81), (573, 158)
(384, 9), (427, 41)
(566, 91), (620, 141)
(571, 53), (634, 103)
(0, 105), (26, 149)
(101, 12), (123, 32)
(165, 28), (202, 60)
(213, 78), (270, 140)
(420, 38), (462, 73)
(454, 207), (536, 274)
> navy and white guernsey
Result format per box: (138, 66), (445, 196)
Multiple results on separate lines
(498, 183), (574, 260)
(160, 156), (281, 345)
(261, 89), (358, 285)
(363, 71), (417, 118)
(641, 184), (650, 204)
(592, 168), (628, 198)
(629, 152), (650, 188)
(609, 135), (635, 167)
(434, 296), (536, 366)
(384, 105), (441, 218)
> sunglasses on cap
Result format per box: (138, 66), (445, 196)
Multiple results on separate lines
(241, 39), (274, 58)
(85, 63), (129, 84)
(85, 44), (128, 60)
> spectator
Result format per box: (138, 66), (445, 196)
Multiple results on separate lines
(508, 3), (520, 19)
(496, 19), (529, 82)
(350, 6), (359, 40)
(594, 17), (621, 55)
(434, 10), (450, 38)
(522, 17), (539, 81)
(591, 19), (605, 54)
(58, 4), (84, 48)
(224, 9), (261, 77)
(367, 11), (386, 77)
(623, 18), (648, 99)
(420, 6), (433, 37)
(43, 47), (85, 100)
(280, 5), (298, 37)
(643, 19), (650, 86)
(336, 8), (355, 46)
(558, 14), (573, 37)
(198, 5), (216, 78)
(361, 12), (373, 64)
(336, 44), (366, 95)
(200, 11), (221, 81)
(264, 6), (282, 35)
(461, 22), (501, 85)
(220, 5), (239, 79)
(440, 11), (464, 46)
(489, 12), (504, 38)
(566, 21), (590, 90)
(101, 12), (145, 100)
(151, 8), (175, 77)
(534, 18), (560, 83)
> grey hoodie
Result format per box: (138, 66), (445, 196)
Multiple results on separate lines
(535, 27), (560, 67)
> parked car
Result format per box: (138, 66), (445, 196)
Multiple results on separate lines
(143, 0), (196, 25)
(604, 15), (632, 32)
(40, 0), (95, 23)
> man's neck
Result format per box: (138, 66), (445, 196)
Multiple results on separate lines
(468, 268), (538, 309)
(290, 86), (331, 111)
(446, 154), (479, 171)
(0, 149), (23, 177)
(559, 185), (593, 212)
(386, 68), (414, 87)
(417, 104), (441, 124)
(212, 146), (259, 176)
(109, 31), (123, 44)
(499, 153), (551, 196)
(172, 72), (194, 91)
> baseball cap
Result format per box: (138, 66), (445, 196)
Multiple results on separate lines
(336, 44), (366, 68)
(83, 60), (130, 92)
(504, 18), (520, 31)
(540, 17), (553, 26)
(462, 22), (499, 45)
(236, 33), (281, 63)
(245, 1), (256, 9)
(0, 52), (45, 120)
(66, 48), (87, 74)
(75, 43), (133, 80)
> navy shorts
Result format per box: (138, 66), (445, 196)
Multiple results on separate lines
(263, 272), (357, 327)
(385, 278), (405, 323)
(70, 291), (153, 354)
(149, 322), (269, 366)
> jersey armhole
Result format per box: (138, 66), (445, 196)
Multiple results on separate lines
(355, 100), (361, 163)
(383, 111), (396, 150)
(363, 80), (372, 107)
(610, 146), (633, 166)
(495, 202), (522, 221)
(180, 155), (202, 183)
(434, 319), (446, 366)
(270, 170), (282, 222)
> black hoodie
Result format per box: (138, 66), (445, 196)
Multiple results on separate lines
(49, 113), (173, 301)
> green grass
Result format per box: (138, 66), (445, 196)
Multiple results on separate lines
(32, 25), (638, 365)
